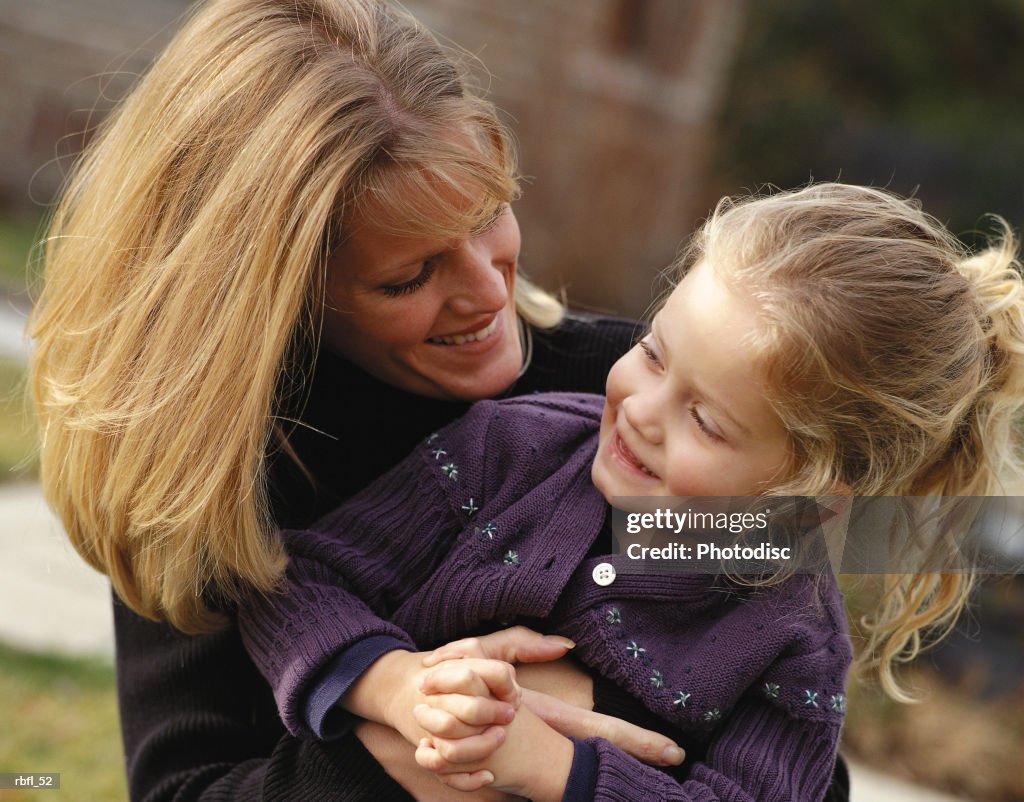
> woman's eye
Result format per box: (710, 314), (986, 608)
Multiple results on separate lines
(381, 260), (437, 297)
(639, 339), (661, 367)
(690, 407), (722, 442)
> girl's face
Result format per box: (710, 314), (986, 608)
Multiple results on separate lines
(592, 260), (791, 501)
(321, 203), (522, 400)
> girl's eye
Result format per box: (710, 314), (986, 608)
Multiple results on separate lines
(639, 339), (661, 367)
(690, 407), (722, 442)
(381, 260), (437, 297)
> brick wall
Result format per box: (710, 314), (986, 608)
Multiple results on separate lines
(402, 0), (744, 314)
(0, 0), (187, 211)
(0, 0), (743, 315)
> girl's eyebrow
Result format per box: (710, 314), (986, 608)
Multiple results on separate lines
(651, 317), (753, 437)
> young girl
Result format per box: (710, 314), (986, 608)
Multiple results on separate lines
(239, 183), (1024, 801)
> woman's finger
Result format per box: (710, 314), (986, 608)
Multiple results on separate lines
(521, 688), (685, 767)
(423, 626), (575, 667)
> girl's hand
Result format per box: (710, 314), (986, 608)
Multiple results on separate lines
(342, 650), (510, 755)
(416, 701), (574, 802)
(412, 657), (523, 764)
(423, 627), (686, 768)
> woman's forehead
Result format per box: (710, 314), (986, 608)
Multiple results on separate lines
(350, 167), (504, 241)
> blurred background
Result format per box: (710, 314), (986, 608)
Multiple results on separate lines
(1, 1), (1022, 800)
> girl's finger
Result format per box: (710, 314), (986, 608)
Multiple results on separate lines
(419, 694), (516, 727)
(422, 659), (520, 705)
(415, 726), (506, 768)
(432, 726), (507, 764)
(436, 770), (496, 792)
(413, 703), (488, 739)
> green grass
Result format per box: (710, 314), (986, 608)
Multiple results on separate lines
(0, 643), (126, 802)
(0, 215), (41, 293)
(0, 359), (37, 483)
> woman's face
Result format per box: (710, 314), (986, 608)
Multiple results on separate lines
(322, 203), (523, 400)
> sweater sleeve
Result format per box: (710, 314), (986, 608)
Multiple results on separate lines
(238, 545), (417, 736)
(238, 437), (463, 737)
(580, 695), (842, 802)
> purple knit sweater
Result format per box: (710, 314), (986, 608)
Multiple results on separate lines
(240, 393), (851, 802)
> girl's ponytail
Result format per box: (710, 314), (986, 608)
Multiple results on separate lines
(949, 220), (1024, 497)
(866, 220), (1024, 701)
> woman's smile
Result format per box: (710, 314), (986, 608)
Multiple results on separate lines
(426, 315), (500, 345)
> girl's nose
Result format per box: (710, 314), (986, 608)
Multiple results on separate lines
(622, 392), (663, 445)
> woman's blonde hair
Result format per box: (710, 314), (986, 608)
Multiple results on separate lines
(29, 0), (563, 633)
(680, 183), (1024, 699)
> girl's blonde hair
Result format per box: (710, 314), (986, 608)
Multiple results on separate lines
(29, 0), (562, 633)
(682, 183), (1024, 699)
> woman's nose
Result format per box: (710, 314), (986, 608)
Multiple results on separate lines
(622, 392), (663, 445)
(447, 243), (512, 316)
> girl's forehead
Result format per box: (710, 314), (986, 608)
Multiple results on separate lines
(659, 261), (773, 378)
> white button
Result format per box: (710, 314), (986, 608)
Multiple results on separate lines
(592, 562), (616, 586)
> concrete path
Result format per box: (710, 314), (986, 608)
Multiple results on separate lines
(0, 294), (31, 361)
(0, 481), (114, 658)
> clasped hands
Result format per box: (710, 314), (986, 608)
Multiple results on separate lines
(346, 627), (685, 801)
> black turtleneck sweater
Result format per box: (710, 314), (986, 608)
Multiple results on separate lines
(115, 315), (640, 802)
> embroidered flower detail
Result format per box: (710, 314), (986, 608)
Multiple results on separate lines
(803, 690), (819, 708)
(461, 498), (479, 517)
(431, 447), (447, 460)
(763, 682), (780, 699)
(830, 693), (846, 713)
(605, 607), (621, 625)
(425, 433), (439, 444)
(503, 550), (520, 566)
(672, 691), (691, 708)
(626, 641), (646, 659)
(704, 708), (721, 723)
(480, 523), (497, 540)
(650, 670), (664, 689)
(441, 463), (458, 481)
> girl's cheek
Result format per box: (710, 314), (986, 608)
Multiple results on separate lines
(605, 351), (638, 401)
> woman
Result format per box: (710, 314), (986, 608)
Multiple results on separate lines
(29, 0), (696, 799)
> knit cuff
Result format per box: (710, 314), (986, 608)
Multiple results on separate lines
(305, 636), (412, 740)
(583, 738), (685, 802)
(561, 738), (598, 802)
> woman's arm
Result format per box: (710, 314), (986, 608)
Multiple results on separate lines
(114, 598), (290, 801)
(418, 689), (841, 802)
